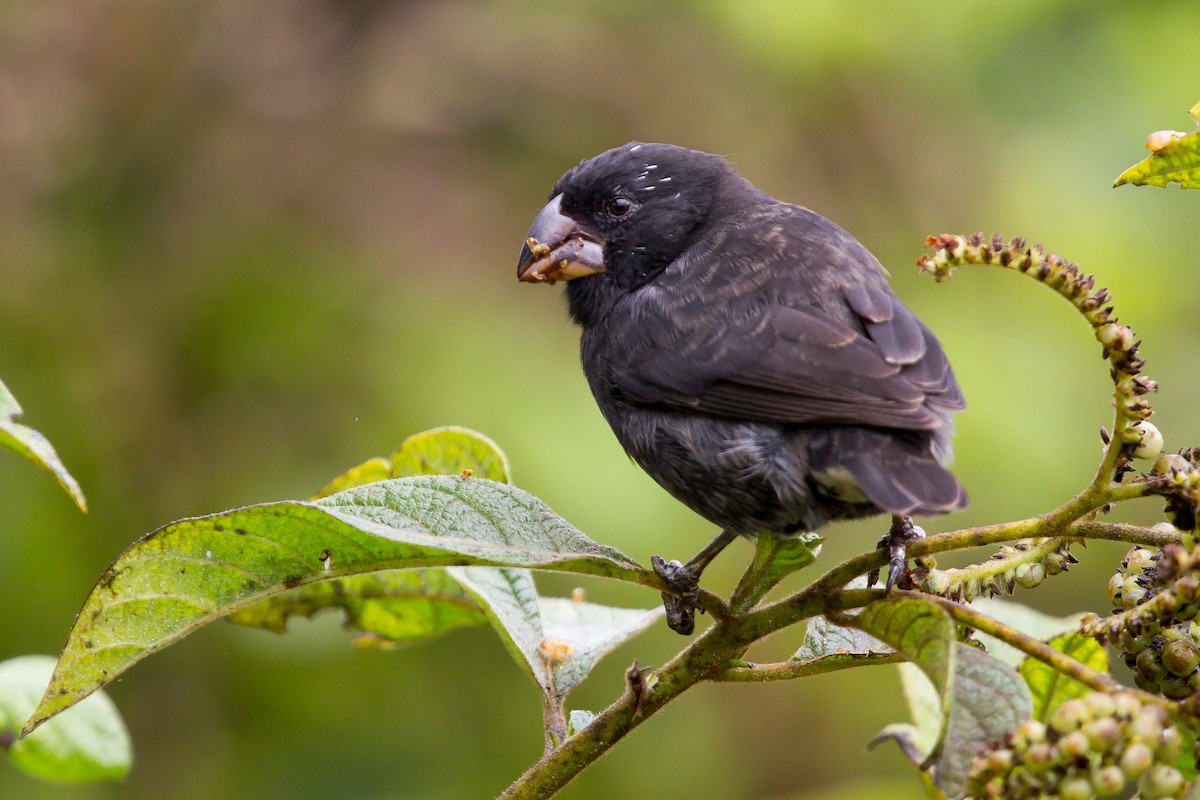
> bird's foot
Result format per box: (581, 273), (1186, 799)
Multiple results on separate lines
(651, 555), (700, 635)
(868, 515), (926, 591)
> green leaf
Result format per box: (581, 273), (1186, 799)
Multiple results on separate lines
(1115, 103), (1200, 189)
(1178, 721), (1198, 782)
(311, 426), (511, 499)
(0, 656), (130, 782)
(969, 598), (1084, 668)
(852, 598), (956, 758)
(1021, 632), (1107, 723)
(875, 645), (1032, 798)
(225, 569), (488, 644)
(536, 596), (662, 699)
(24, 475), (642, 734)
(233, 427), (511, 643)
(449, 567), (661, 700)
(567, 709), (595, 737)
(0, 378), (86, 512)
(388, 426), (511, 482)
(793, 615), (893, 671)
(732, 532), (822, 611)
(312, 457), (393, 500)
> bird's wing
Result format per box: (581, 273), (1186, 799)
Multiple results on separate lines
(611, 280), (963, 432)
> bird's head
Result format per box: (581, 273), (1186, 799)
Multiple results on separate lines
(517, 143), (734, 320)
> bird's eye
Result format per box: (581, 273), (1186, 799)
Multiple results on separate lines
(606, 196), (633, 217)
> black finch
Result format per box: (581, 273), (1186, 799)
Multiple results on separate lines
(517, 143), (968, 630)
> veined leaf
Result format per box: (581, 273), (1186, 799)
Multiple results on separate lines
(225, 569), (488, 644)
(969, 598), (1084, 668)
(1021, 632), (1107, 723)
(312, 426), (510, 499)
(450, 568), (661, 700)
(232, 427), (511, 644)
(0, 378), (86, 512)
(876, 645), (1032, 798)
(852, 598), (956, 759)
(24, 475), (641, 734)
(1114, 102), (1200, 189)
(793, 614), (893, 671)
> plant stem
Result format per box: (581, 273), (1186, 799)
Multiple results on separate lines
(718, 652), (903, 682)
(903, 591), (1175, 711)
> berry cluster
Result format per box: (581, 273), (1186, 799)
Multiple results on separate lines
(966, 691), (1187, 799)
(1084, 545), (1200, 699)
(1151, 450), (1200, 533)
(920, 539), (1078, 602)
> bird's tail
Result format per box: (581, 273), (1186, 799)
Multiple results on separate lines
(811, 427), (968, 517)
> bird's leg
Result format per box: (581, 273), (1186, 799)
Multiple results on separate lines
(651, 529), (737, 635)
(868, 515), (925, 591)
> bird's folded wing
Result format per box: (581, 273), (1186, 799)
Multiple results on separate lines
(612, 285), (963, 431)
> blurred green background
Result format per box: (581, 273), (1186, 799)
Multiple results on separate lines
(2, 1), (1199, 797)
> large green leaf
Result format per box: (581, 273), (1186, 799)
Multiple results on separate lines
(1114, 101), (1200, 189)
(450, 568), (661, 700)
(1021, 632), (1107, 723)
(0, 378), (86, 512)
(791, 613), (895, 674)
(231, 427), (510, 644)
(968, 598), (1084, 668)
(312, 426), (511, 499)
(23, 475), (642, 734)
(0, 656), (129, 782)
(876, 645), (1032, 798)
(225, 569), (488, 645)
(851, 598), (956, 759)
(388, 426), (511, 482)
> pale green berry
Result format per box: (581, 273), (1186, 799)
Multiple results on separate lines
(1015, 562), (1045, 589)
(1113, 692), (1143, 719)
(1049, 698), (1091, 733)
(1097, 323), (1133, 351)
(1129, 707), (1167, 742)
(1119, 742), (1155, 780)
(1092, 764), (1127, 796)
(1154, 455), (1190, 475)
(1023, 742), (1054, 771)
(1058, 730), (1091, 760)
(1011, 719), (1047, 749)
(1139, 764), (1184, 799)
(1108, 572), (1124, 605)
(1130, 421), (1164, 460)
(1123, 585), (1147, 609)
(924, 569), (951, 596)
(1083, 717), (1121, 752)
(1060, 776), (1093, 800)
(1083, 692), (1117, 719)
(1156, 725), (1183, 764)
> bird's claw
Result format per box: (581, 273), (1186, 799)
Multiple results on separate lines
(868, 516), (925, 591)
(651, 554), (700, 635)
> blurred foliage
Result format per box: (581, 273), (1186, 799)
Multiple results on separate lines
(1115, 101), (1200, 189)
(2, 1), (1199, 797)
(0, 377), (86, 510)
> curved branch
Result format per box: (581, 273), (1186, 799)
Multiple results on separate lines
(904, 591), (1175, 712)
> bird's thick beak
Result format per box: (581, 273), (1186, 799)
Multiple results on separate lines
(517, 194), (606, 283)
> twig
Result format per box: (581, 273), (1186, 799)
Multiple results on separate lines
(717, 652), (903, 683)
(902, 591), (1176, 712)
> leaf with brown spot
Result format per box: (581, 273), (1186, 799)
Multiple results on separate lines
(23, 476), (641, 735)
